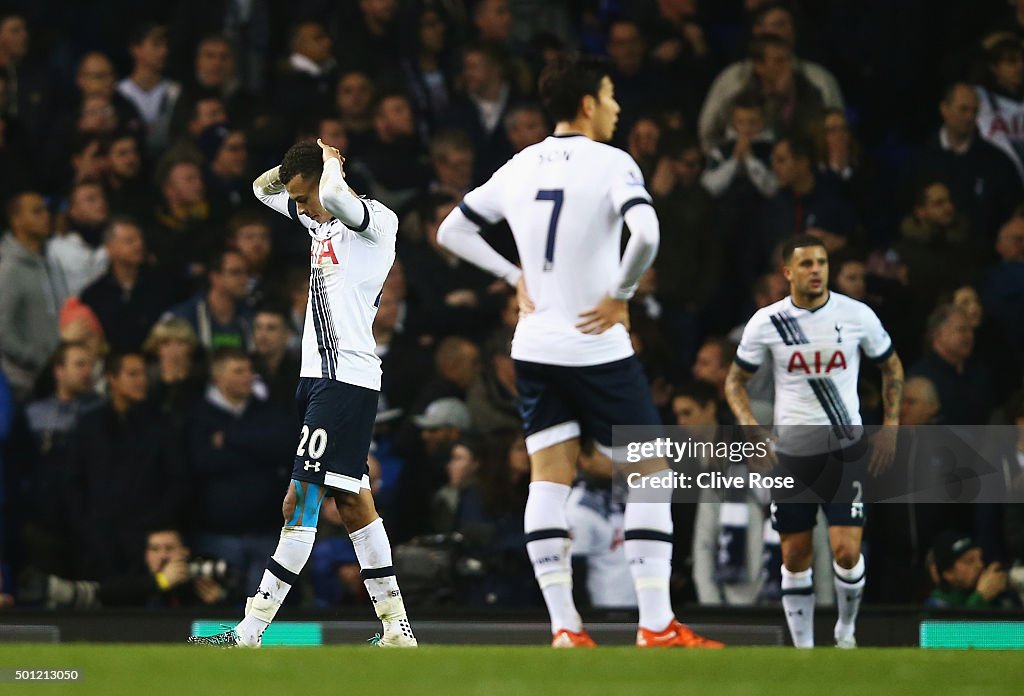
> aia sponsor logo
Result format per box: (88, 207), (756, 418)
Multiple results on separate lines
(311, 238), (339, 265)
(787, 350), (847, 374)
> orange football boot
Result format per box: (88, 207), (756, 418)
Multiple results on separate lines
(551, 629), (597, 648)
(636, 619), (724, 648)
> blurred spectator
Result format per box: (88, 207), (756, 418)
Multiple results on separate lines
(0, 192), (68, 400)
(472, 0), (533, 96)
(335, 71), (376, 156)
(983, 213), (1024, 364)
(626, 116), (661, 181)
(375, 285), (433, 414)
(404, 194), (502, 338)
(16, 341), (100, 574)
(200, 125), (248, 214)
(949, 284), (1020, 407)
(80, 217), (171, 352)
(67, 351), (188, 580)
(250, 306), (299, 405)
(975, 36), (1024, 185)
(504, 102), (548, 153)
(830, 250), (867, 301)
(649, 136), (719, 369)
(466, 327), (518, 435)
(165, 248), (254, 351)
(104, 132), (153, 221)
(48, 182), (111, 296)
(0, 12), (54, 147)
(276, 20), (336, 125)
(900, 375), (942, 426)
(360, 91), (431, 212)
(894, 180), (979, 318)
(142, 318), (206, 430)
(150, 159), (220, 283)
(909, 303), (993, 425)
(117, 23), (180, 154)
(69, 133), (108, 188)
(226, 211), (275, 310)
(701, 92), (777, 199)
(427, 129), (475, 199)
(401, 5), (456, 140)
(335, 0), (402, 81)
(412, 337), (482, 413)
(72, 52), (144, 138)
(907, 83), (1019, 241)
(691, 336), (738, 424)
(172, 35), (261, 135)
(446, 41), (517, 184)
(605, 19), (664, 146)
(431, 434), (485, 534)
(187, 348), (292, 591)
(926, 530), (1014, 608)
(698, 2), (842, 151)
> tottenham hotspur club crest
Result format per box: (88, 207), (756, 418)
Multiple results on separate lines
(834, 324), (843, 343)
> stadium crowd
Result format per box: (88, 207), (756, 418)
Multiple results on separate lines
(0, 0), (1023, 612)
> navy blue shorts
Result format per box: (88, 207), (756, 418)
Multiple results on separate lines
(514, 356), (661, 455)
(769, 438), (869, 533)
(292, 377), (377, 494)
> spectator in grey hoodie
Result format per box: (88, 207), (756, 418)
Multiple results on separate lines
(0, 192), (68, 399)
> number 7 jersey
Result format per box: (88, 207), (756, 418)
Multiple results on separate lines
(459, 134), (652, 367)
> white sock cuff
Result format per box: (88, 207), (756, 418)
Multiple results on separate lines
(537, 571), (572, 589)
(781, 566), (813, 588)
(833, 555), (865, 583)
(348, 517), (384, 544)
(282, 525), (317, 539)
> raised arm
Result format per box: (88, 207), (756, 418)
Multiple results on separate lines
(252, 165), (294, 219)
(317, 140), (380, 242)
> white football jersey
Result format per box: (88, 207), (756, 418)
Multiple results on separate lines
(256, 191), (397, 391)
(976, 86), (1024, 184)
(459, 134), (652, 366)
(734, 292), (892, 453)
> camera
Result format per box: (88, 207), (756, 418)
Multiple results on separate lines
(187, 557), (230, 581)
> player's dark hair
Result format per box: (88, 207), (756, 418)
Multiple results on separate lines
(749, 33), (791, 62)
(104, 350), (144, 377)
(674, 380), (719, 409)
(781, 234), (826, 263)
(279, 140), (323, 185)
(538, 53), (612, 124)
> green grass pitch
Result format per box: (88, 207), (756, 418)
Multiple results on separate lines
(0, 645), (1021, 695)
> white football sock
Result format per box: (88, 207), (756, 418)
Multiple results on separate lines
(781, 566), (815, 648)
(349, 517), (405, 618)
(833, 555), (865, 642)
(624, 469), (675, 632)
(235, 525), (316, 646)
(525, 481), (581, 634)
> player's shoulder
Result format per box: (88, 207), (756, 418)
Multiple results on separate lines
(829, 292), (879, 321)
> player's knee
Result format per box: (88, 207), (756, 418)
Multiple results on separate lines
(832, 542), (860, 569)
(782, 544), (813, 572)
(333, 490), (375, 529)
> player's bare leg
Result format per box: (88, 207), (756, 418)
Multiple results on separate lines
(829, 525), (865, 648)
(525, 439), (594, 647)
(627, 456), (722, 648)
(780, 530), (816, 648)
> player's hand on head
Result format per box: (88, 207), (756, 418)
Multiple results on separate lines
(576, 295), (629, 335)
(316, 138), (343, 164)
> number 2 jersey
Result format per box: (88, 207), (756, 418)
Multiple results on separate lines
(458, 134), (654, 367)
(254, 176), (397, 391)
(734, 292), (893, 453)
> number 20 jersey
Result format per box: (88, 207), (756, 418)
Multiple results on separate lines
(459, 134), (652, 367)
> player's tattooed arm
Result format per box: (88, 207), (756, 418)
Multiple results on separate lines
(724, 363), (759, 427)
(878, 352), (904, 425)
